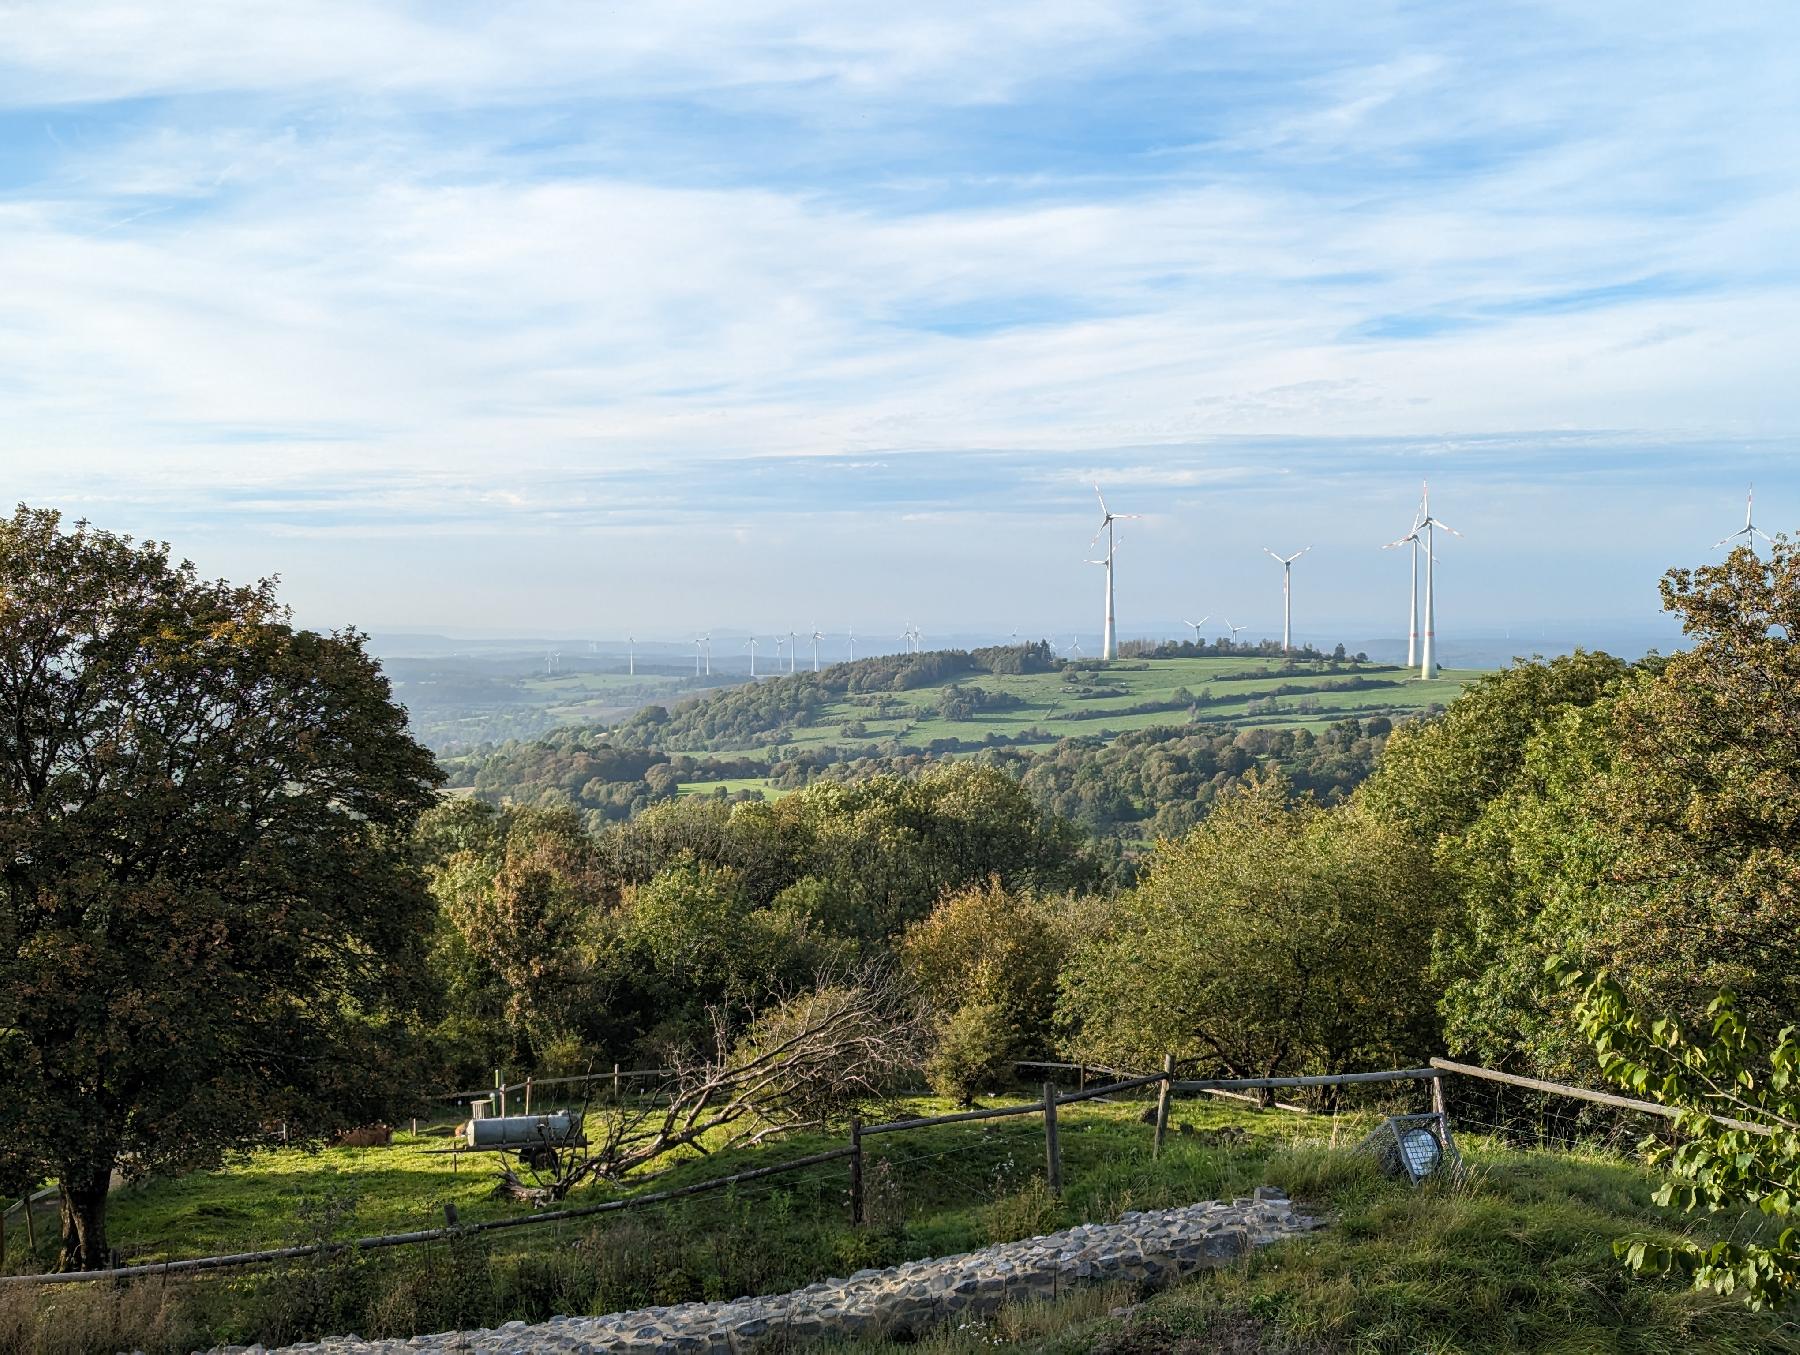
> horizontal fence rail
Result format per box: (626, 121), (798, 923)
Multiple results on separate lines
(1172, 1067), (1437, 1092)
(0, 1146), (853, 1288)
(1428, 1058), (1774, 1138)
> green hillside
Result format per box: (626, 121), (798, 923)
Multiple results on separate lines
(446, 646), (1482, 847)
(684, 655), (1475, 759)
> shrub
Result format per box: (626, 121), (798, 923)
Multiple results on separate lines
(926, 1001), (1018, 1104)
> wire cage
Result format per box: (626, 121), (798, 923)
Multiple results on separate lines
(1359, 1112), (1462, 1185)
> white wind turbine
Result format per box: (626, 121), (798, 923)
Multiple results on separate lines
(846, 627), (856, 660)
(787, 629), (799, 674)
(1714, 486), (1773, 551)
(1069, 635), (1086, 658)
(628, 636), (636, 676)
(1261, 547), (1312, 654)
(703, 634), (712, 676)
(1225, 618), (1249, 642)
(1414, 481), (1460, 680)
(1183, 615), (1211, 643)
(745, 637), (761, 678)
(1089, 484), (1140, 661)
(1383, 487), (1427, 669)
(774, 633), (789, 671)
(692, 637), (705, 677)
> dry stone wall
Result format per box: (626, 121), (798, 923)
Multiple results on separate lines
(212, 1187), (1319, 1355)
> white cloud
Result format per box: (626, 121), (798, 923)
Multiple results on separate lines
(2, 3), (1797, 630)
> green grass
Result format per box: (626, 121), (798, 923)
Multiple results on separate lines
(6, 1093), (1790, 1354)
(676, 775), (790, 800)
(692, 658), (1479, 761)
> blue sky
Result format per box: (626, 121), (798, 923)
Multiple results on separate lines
(3, 3), (1797, 647)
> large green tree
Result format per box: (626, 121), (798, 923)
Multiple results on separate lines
(0, 508), (441, 1270)
(1058, 775), (1439, 1087)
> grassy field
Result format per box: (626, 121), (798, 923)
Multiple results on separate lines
(670, 657), (1478, 774)
(4, 1089), (1793, 1353)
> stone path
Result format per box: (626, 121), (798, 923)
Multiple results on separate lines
(212, 1187), (1319, 1354)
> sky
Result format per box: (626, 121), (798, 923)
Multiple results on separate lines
(3, 2), (1798, 649)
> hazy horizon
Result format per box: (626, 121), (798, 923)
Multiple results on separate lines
(5, 5), (1795, 639)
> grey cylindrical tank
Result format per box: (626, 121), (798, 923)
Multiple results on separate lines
(465, 1112), (579, 1150)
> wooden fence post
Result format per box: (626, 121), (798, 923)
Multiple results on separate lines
(22, 1192), (35, 1257)
(849, 1116), (864, 1226)
(524, 1078), (533, 1117)
(1041, 1082), (1062, 1196)
(1153, 1054), (1175, 1158)
(1431, 1072), (1446, 1118)
(613, 1063), (621, 1099)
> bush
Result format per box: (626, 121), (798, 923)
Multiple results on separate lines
(926, 1001), (1018, 1104)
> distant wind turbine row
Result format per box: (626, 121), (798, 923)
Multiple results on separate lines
(578, 483), (1769, 684)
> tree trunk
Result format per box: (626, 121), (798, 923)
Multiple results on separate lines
(57, 1169), (111, 1272)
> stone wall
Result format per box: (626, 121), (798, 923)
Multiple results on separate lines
(215, 1187), (1319, 1355)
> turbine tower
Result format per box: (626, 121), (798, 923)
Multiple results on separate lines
(703, 634), (712, 676)
(1225, 619), (1248, 642)
(1089, 484), (1140, 661)
(692, 637), (705, 677)
(1715, 486), (1773, 551)
(628, 636), (636, 677)
(1383, 488), (1427, 668)
(1415, 482), (1460, 681)
(1261, 547), (1312, 654)
(1183, 616), (1211, 643)
(745, 637), (760, 678)
(787, 629), (799, 674)
(810, 629), (824, 672)
(846, 627), (856, 660)
(774, 634), (789, 671)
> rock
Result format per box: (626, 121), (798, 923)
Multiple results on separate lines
(225, 1187), (1318, 1355)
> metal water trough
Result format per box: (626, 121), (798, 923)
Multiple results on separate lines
(463, 1112), (584, 1167)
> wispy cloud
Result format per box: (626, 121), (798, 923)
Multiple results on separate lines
(2, 3), (1797, 634)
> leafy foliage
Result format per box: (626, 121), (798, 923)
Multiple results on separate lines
(0, 507), (442, 1268)
(1558, 961), (1800, 1311)
(1058, 775), (1439, 1084)
(901, 878), (1068, 1100)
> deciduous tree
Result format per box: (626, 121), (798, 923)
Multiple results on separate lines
(0, 508), (441, 1269)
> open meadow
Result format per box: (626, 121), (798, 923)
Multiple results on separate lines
(4, 1087), (1792, 1354)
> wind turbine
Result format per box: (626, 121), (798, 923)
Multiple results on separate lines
(786, 629), (799, 674)
(703, 634), (712, 676)
(1069, 635), (1086, 658)
(692, 637), (705, 677)
(628, 636), (636, 676)
(1414, 482), (1461, 680)
(1089, 484), (1141, 661)
(810, 629), (824, 672)
(1183, 616), (1211, 643)
(1383, 488), (1426, 669)
(774, 633), (789, 671)
(1714, 486), (1773, 551)
(1225, 618), (1248, 643)
(745, 637), (760, 678)
(846, 627), (856, 660)
(1261, 547), (1312, 654)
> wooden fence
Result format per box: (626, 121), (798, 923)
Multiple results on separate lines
(12, 1056), (1746, 1286)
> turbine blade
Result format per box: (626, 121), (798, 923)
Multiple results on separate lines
(1093, 483), (1109, 517)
